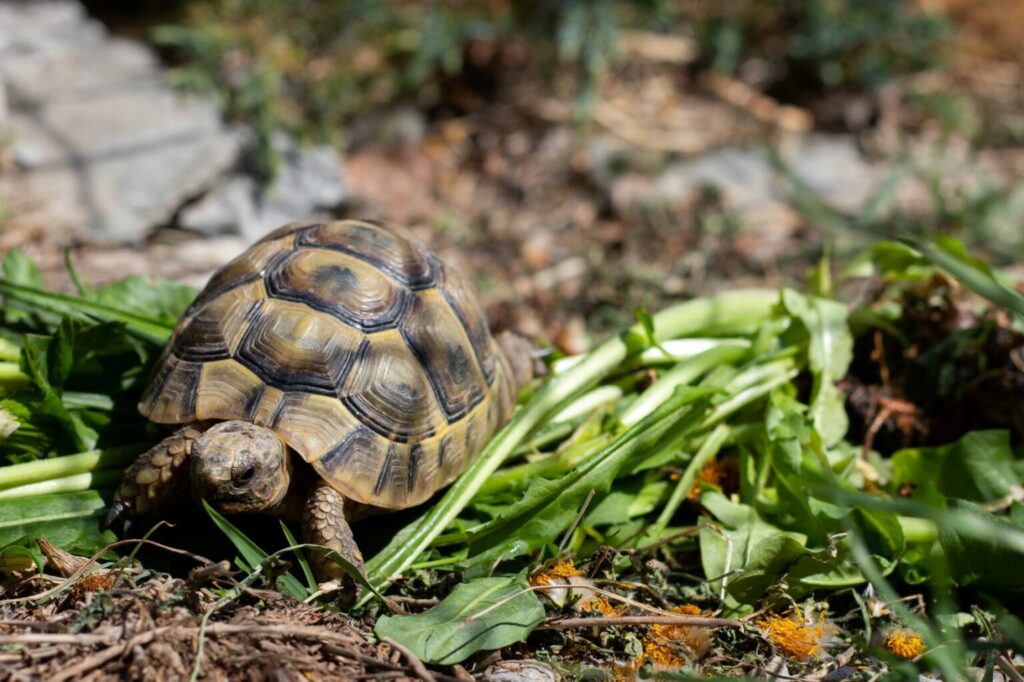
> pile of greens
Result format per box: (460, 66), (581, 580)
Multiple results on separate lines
(1, 239), (1022, 677)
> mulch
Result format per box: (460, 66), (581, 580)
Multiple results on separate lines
(0, 571), (451, 681)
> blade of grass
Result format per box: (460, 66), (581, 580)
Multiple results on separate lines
(0, 279), (174, 344)
(201, 500), (308, 599)
(279, 520), (317, 595)
(907, 237), (1024, 318)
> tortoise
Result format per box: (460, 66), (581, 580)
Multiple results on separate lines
(108, 220), (539, 583)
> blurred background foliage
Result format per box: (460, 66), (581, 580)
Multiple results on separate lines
(148, 0), (953, 175)
(48, 0), (1024, 339)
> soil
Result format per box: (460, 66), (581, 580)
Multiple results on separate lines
(0, 569), (459, 681)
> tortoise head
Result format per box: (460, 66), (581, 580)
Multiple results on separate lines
(190, 421), (291, 514)
(495, 331), (548, 392)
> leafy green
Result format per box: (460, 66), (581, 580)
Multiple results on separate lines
(91, 277), (197, 329)
(778, 289), (853, 447)
(939, 500), (1024, 596)
(891, 430), (1019, 506)
(0, 490), (115, 567)
(465, 387), (713, 575)
(374, 575), (545, 665)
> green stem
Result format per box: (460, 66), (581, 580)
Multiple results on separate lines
(645, 424), (730, 544)
(62, 392), (116, 411)
(0, 361), (30, 386)
(362, 289), (779, 597)
(552, 337), (750, 374)
(619, 345), (750, 427)
(0, 338), (20, 362)
(897, 515), (938, 545)
(549, 385), (622, 424)
(0, 445), (141, 490)
(0, 469), (122, 499)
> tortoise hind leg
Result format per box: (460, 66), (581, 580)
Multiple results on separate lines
(302, 481), (365, 592)
(106, 425), (205, 529)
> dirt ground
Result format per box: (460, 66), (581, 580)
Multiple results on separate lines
(1, 570), (451, 681)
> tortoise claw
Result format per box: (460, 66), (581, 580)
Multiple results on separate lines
(104, 500), (132, 533)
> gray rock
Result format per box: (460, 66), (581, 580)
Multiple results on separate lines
(598, 134), (887, 221)
(482, 660), (558, 682)
(0, 0), (241, 241)
(779, 134), (883, 214)
(179, 134), (345, 241)
(653, 147), (779, 210)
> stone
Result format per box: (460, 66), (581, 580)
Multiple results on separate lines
(653, 147), (779, 210)
(598, 133), (887, 220)
(482, 660), (558, 682)
(779, 133), (884, 214)
(0, 0), (242, 241)
(179, 133), (346, 241)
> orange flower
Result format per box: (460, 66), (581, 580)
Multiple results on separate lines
(581, 596), (618, 616)
(637, 604), (714, 669)
(529, 558), (581, 586)
(883, 629), (926, 660)
(758, 609), (833, 661)
(688, 458), (739, 500)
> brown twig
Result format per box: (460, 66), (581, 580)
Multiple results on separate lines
(539, 614), (742, 630)
(0, 632), (111, 645)
(51, 628), (161, 682)
(2, 538), (213, 605)
(382, 637), (437, 682)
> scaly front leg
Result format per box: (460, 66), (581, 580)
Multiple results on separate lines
(106, 425), (205, 527)
(302, 481), (365, 590)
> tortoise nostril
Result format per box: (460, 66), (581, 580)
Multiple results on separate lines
(235, 464), (256, 484)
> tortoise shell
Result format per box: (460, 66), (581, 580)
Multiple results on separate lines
(139, 220), (517, 509)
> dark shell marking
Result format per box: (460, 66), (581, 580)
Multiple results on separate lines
(139, 220), (514, 509)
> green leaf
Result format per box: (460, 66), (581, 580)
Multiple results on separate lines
(374, 575), (545, 665)
(0, 490), (115, 565)
(2, 249), (44, 289)
(20, 332), (95, 452)
(939, 500), (1024, 596)
(465, 387), (713, 574)
(202, 500), (308, 600)
(91, 276), (196, 328)
(891, 430), (1019, 506)
(0, 279), (177, 346)
(699, 491), (874, 603)
(778, 289), (853, 446)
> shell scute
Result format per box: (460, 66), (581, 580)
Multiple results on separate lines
(298, 221), (437, 289)
(235, 298), (363, 395)
(267, 247), (409, 331)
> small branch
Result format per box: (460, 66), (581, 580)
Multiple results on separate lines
(0, 633), (112, 645)
(539, 614), (742, 630)
(382, 637), (437, 682)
